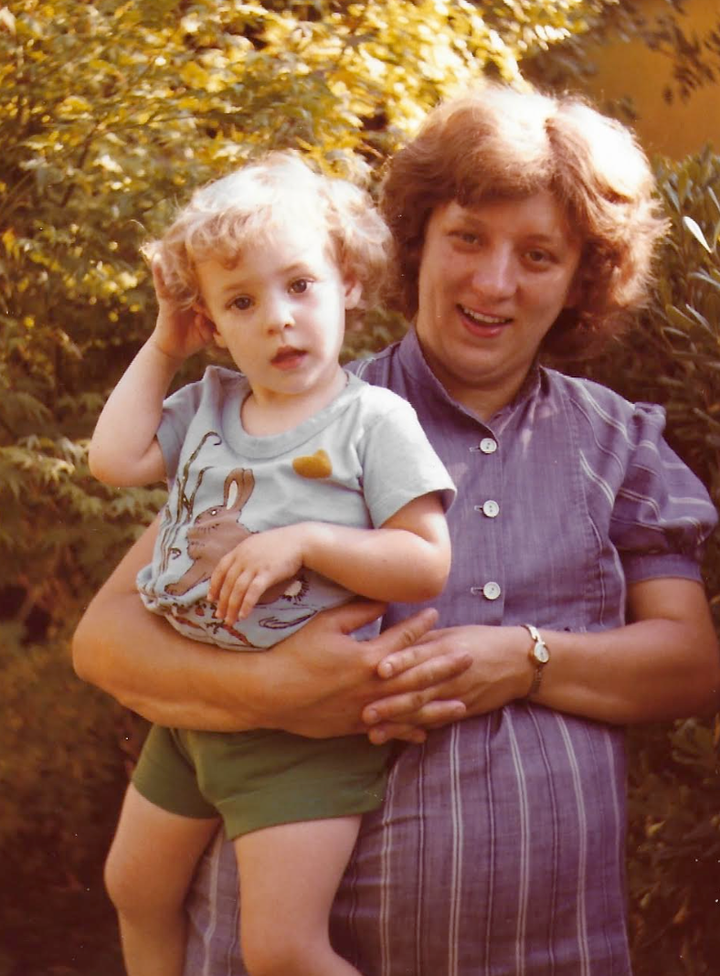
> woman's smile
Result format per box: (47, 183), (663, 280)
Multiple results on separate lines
(458, 303), (513, 337)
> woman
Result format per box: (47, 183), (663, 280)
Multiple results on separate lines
(73, 83), (720, 975)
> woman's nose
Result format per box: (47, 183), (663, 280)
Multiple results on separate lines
(470, 248), (516, 300)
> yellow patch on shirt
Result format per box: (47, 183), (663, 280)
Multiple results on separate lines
(292, 449), (332, 479)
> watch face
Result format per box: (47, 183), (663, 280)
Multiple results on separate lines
(534, 644), (550, 664)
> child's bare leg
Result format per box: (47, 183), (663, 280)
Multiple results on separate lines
(104, 784), (219, 976)
(235, 815), (363, 976)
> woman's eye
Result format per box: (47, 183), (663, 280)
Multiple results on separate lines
(290, 278), (310, 294)
(453, 231), (479, 245)
(525, 249), (552, 266)
(231, 296), (252, 311)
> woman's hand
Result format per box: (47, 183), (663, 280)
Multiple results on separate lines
(261, 603), (474, 741)
(362, 624), (530, 743)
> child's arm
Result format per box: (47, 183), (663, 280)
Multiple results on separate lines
(88, 259), (214, 487)
(208, 492), (451, 625)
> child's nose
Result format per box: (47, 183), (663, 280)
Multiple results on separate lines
(265, 296), (295, 333)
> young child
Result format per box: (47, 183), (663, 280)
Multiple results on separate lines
(89, 152), (454, 976)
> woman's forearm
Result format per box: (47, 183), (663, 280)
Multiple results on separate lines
(539, 578), (720, 723)
(72, 520), (266, 730)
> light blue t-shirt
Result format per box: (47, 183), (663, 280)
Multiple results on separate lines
(137, 366), (455, 649)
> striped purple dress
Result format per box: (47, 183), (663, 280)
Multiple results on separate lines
(183, 329), (716, 976)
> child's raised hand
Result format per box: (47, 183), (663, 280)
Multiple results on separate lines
(208, 525), (309, 626)
(150, 255), (215, 363)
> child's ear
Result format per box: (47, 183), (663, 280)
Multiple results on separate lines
(344, 278), (362, 310)
(193, 301), (226, 348)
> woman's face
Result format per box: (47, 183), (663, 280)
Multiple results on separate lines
(415, 190), (582, 419)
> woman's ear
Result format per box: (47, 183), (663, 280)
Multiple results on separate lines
(344, 278), (363, 310)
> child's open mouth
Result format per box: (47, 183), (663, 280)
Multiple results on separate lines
(271, 346), (306, 369)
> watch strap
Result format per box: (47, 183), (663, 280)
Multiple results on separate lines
(523, 623), (549, 698)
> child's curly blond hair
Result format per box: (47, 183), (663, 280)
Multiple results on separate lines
(142, 152), (394, 325)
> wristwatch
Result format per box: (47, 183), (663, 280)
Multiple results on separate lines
(523, 623), (549, 698)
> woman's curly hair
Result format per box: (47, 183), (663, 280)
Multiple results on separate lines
(142, 151), (394, 325)
(379, 82), (668, 358)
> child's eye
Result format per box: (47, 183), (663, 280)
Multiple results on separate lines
(289, 278), (311, 294)
(231, 295), (253, 311)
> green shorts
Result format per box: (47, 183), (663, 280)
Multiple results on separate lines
(132, 724), (391, 839)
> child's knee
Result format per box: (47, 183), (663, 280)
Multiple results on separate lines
(104, 843), (139, 914)
(104, 843), (172, 919)
(242, 929), (320, 976)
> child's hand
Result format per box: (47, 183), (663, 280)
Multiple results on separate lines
(208, 525), (311, 626)
(150, 256), (215, 363)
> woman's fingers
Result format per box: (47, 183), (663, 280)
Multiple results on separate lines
(368, 607), (438, 660)
(366, 699), (467, 743)
(362, 630), (474, 731)
(377, 637), (471, 681)
(362, 685), (466, 727)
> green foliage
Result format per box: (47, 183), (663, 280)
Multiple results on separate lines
(0, 618), (130, 976)
(627, 718), (720, 976)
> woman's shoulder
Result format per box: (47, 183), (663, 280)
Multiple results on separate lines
(344, 368), (415, 414)
(346, 340), (403, 382)
(542, 367), (667, 441)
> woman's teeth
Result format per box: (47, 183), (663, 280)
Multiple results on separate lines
(460, 305), (510, 325)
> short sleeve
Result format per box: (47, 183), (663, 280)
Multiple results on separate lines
(156, 380), (205, 484)
(156, 366), (241, 484)
(357, 394), (456, 527)
(610, 402), (717, 583)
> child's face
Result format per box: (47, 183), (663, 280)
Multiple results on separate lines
(196, 220), (359, 410)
